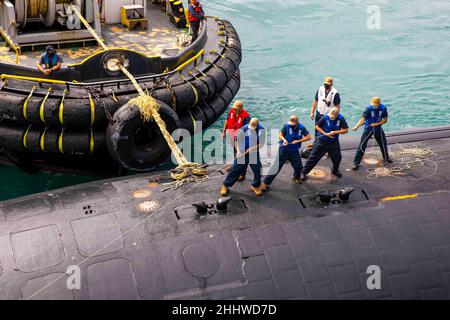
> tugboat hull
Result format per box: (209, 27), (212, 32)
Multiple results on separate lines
(0, 18), (242, 175)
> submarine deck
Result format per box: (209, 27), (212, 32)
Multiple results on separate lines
(0, 128), (450, 299)
(0, 2), (185, 67)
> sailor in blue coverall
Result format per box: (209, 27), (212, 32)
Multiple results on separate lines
(301, 107), (349, 180)
(261, 115), (311, 191)
(352, 97), (392, 170)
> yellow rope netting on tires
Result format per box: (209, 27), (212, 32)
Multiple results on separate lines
(70, 5), (207, 186)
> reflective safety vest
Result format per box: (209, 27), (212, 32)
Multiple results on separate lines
(226, 109), (250, 139)
(365, 104), (386, 129)
(43, 53), (58, 69)
(280, 123), (306, 152)
(188, 3), (203, 22)
(318, 114), (343, 143)
(317, 85), (338, 115)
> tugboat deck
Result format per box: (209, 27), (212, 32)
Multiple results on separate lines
(0, 127), (449, 299)
(0, 3), (185, 68)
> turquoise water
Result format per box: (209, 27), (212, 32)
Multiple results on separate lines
(1, 0), (449, 200)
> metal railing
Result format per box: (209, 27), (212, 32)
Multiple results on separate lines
(0, 28), (21, 64)
(0, 18), (212, 90)
(0, 48), (206, 90)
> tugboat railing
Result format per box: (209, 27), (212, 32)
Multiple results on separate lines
(0, 49), (205, 89)
(0, 49), (206, 90)
(0, 17), (210, 91)
(0, 27), (21, 64)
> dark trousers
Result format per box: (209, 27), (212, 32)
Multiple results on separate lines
(263, 147), (303, 185)
(354, 127), (389, 165)
(190, 21), (200, 41)
(302, 140), (342, 174)
(223, 154), (261, 188)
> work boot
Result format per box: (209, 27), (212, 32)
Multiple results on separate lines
(332, 169), (343, 178)
(300, 173), (308, 181)
(260, 183), (270, 192)
(352, 163), (360, 171)
(238, 175), (246, 182)
(292, 177), (302, 184)
(220, 185), (230, 197)
(383, 158), (393, 165)
(251, 186), (263, 197)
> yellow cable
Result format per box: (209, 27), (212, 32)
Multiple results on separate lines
(23, 86), (37, 120)
(39, 88), (52, 123)
(22, 125), (32, 149)
(89, 128), (95, 154)
(58, 129), (64, 154)
(59, 89), (68, 125)
(40, 127), (48, 152)
(88, 93), (96, 126)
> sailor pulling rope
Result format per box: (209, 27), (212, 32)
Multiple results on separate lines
(70, 5), (207, 185)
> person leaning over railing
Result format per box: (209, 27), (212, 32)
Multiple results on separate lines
(37, 45), (63, 77)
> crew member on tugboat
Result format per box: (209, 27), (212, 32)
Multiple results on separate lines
(37, 45), (63, 76)
(188, 0), (205, 42)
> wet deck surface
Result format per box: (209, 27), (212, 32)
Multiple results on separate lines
(0, 134), (449, 299)
(0, 3), (185, 67)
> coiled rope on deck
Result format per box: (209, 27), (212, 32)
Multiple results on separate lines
(70, 5), (207, 186)
(361, 129), (438, 181)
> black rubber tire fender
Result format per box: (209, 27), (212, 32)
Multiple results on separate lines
(215, 56), (236, 82)
(196, 74), (217, 100)
(106, 101), (181, 172)
(200, 103), (217, 127)
(178, 111), (196, 135)
(205, 66), (228, 94)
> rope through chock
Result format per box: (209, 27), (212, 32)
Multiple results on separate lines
(70, 5), (208, 187)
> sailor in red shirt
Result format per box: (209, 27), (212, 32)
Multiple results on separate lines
(222, 100), (251, 145)
(222, 100), (251, 179)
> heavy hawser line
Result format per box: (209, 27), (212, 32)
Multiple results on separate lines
(70, 4), (208, 188)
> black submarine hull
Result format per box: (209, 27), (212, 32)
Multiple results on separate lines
(0, 126), (449, 300)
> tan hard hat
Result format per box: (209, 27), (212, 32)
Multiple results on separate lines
(232, 100), (244, 110)
(324, 77), (334, 85)
(371, 97), (381, 106)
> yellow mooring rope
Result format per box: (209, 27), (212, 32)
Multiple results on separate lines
(70, 5), (207, 186)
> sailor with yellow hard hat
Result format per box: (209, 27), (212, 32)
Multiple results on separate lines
(310, 77), (341, 138)
(352, 97), (392, 170)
